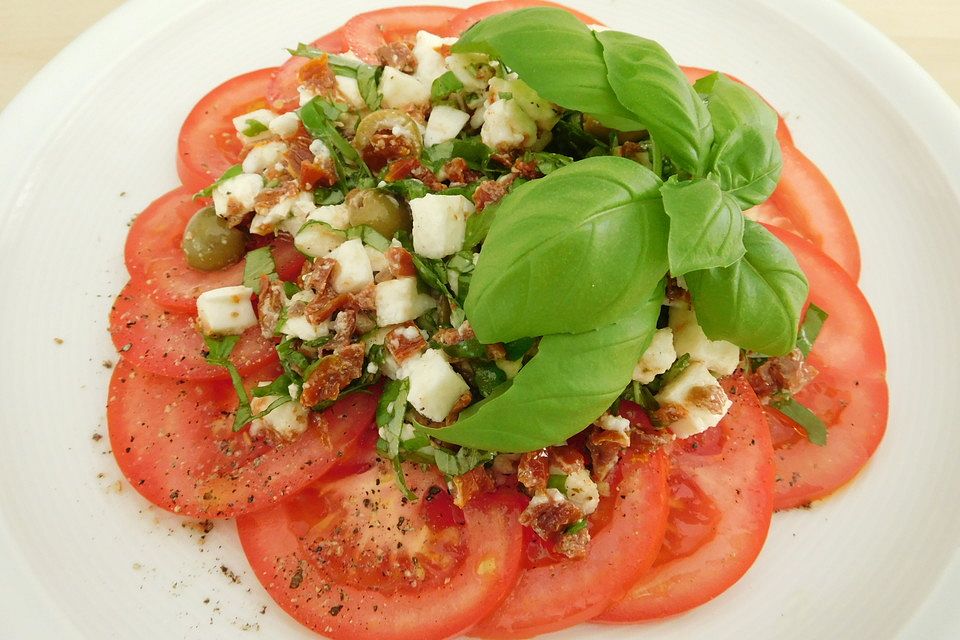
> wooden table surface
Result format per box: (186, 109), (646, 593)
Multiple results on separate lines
(1, 0), (959, 109)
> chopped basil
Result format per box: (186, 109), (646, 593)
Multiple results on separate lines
(442, 338), (489, 360)
(433, 446), (496, 477)
(565, 519), (588, 535)
(376, 379), (410, 458)
(300, 97), (372, 183)
(314, 187), (346, 206)
(242, 119), (269, 137)
(523, 151), (573, 175)
(547, 473), (567, 492)
(771, 395), (828, 446)
(431, 71), (465, 102)
(203, 335), (264, 431)
(646, 353), (691, 394)
(356, 64), (383, 111)
(631, 380), (660, 412)
(251, 373), (293, 398)
(194, 164), (242, 200)
(276, 338), (311, 379)
(463, 203), (498, 248)
(473, 361), (508, 398)
(796, 303), (828, 357)
(503, 336), (535, 361)
(344, 224), (391, 252)
(242, 247), (277, 290)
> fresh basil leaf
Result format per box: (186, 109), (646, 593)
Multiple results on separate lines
(276, 338), (310, 378)
(243, 247), (277, 290)
(422, 282), (663, 452)
(547, 473), (567, 492)
(242, 119), (269, 137)
(390, 456), (418, 501)
(523, 151), (573, 175)
(661, 177), (745, 275)
(463, 202), (498, 248)
(194, 164), (242, 199)
(356, 64), (382, 111)
(465, 156), (668, 343)
(203, 335), (256, 431)
(433, 446), (496, 477)
(300, 97), (372, 179)
(503, 336), (535, 361)
(383, 179), (430, 201)
(442, 338), (489, 360)
(596, 30), (713, 177)
(796, 303), (828, 357)
(646, 353), (691, 395)
(694, 73), (782, 208)
(565, 519), (588, 535)
(547, 112), (609, 158)
(287, 44), (367, 78)
(251, 373), (293, 398)
(685, 220), (808, 355)
(771, 395), (827, 446)
(376, 379), (410, 459)
(472, 361), (507, 397)
(431, 70), (465, 101)
(411, 252), (455, 300)
(344, 224), (391, 252)
(315, 187), (346, 206)
(454, 8), (644, 130)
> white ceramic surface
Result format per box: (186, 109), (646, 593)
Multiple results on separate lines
(1, 0), (958, 638)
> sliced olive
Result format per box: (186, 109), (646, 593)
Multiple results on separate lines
(346, 188), (411, 238)
(353, 109), (423, 171)
(181, 207), (247, 271)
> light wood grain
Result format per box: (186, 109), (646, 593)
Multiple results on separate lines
(1, 0), (958, 110)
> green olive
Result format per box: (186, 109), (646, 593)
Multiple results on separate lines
(353, 109), (423, 156)
(346, 189), (411, 238)
(181, 207), (247, 271)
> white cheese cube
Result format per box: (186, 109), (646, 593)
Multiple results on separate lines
(410, 194), (474, 259)
(488, 77), (559, 130)
(279, 192), (318, 236)
(232, 109), (279, 142)
(654, 362), (732, 438)
(196, 286), (258, 336)
(249, 395), (309, 441)
(281, 314), (330, 341)
(335, 76), (366, 110)
(424, 105), (470, 147)
(375, 278), (437, 326)
(380, 66), (431, 109)
(413, 30), (458, 85)
(212, 173), (263, 219)
(268, 111), (300, 139)
(480, 98), (538, 151)
(328, 238), (374, 293)
(242, 141), (289, 175)
(598, 414), (631, 435)
(308, 203), (351, 230)
(633, 328), (678, 384)
(564, 468), (600, 516)
(250, 190), (302, 236)
(308, 139), (332, 163)
(446, 52), (492, 92)
(365, 246), (388, 272)
(669, 306), (740, 376)
(403, 349), (470, 422)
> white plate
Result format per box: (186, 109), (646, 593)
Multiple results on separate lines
(1, 0), (958, 637)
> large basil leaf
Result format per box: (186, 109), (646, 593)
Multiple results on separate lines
(596, 30), (714, 177)
(454, 8), (644, 130)
(685, 220), (807, 355)
(661, 178), (745, 275)
(423, 283), (663, 452)
(694, 73), (782, 208)
(464, 156), (668, 343)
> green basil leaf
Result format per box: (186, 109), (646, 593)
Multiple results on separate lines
(251, 373), (293, 398)
(194, 164), (242, 199)
(356, 64), (382, 111)
(661, 177), (745, 275)
(242, 119), (268, 137)
(596, 30), (713, 177)
(503, 336), (535, 361)
(442, 338), (489, 360)
(300, 97), (372, 179)
(203, 334), (240, 365)
(344, 224), (391, 252)
(276, 338), (310, 379)
(463, 204), (497, 248)
(523, 151), (573, 175)
(376, 378), (410, 459)
(796, 303), (828, 357)
(433, 446), (496, 477)
(472, 361), (507, 397)
(422, 282), (663, 452)
(465, 156), (668, 343)
(548, 112), (609, 158)
(771, 395), (827, 446)
(685, 220), (808, 355)
(243, 246), (277, 290)
(383, 179), (430, 201)
(431, 70), (465, 101)
(694, 73), (782, 208)
(454, 8), (644, 130)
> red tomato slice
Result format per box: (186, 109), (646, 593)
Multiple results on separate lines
(599, 375), (775, 621)
(177, 68), (277, 193)
(343, 6), (464, 63)
(681, 65), (793, 146)
(109, 281), (276, 381)
(124, 187), (305, 313)
(764, 226), (887, 510)
(267, 28), (349, 112)
(237, 447), (525, 640)
(445, 0), (603, 35)
(107, 358), (375, 518)
(470, 448), (668, 639)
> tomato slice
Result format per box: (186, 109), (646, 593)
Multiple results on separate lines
(109, 281), (276, 381)
(177, 68), (277, 193)
(267, 28), (349, 112)
(445, 0), (603, 35)
(124, 187), (304, 313)
(107, 358), (375, 518)
(343, 6), (464, 63)
(764, 226), (887, 510)
(470, 448), (668, 639)
(237, 447), (525, 640)
(599, 375), (775, 621)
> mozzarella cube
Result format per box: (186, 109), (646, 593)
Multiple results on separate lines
(564, 468), (600, 516)
(328, 238), (374, 293)
(250, 190), (302, 236)
(308, 203), (351, 230)
(365, 246), (388, 272)
(669, 306), (740, 376)
(268, 111), (300, 139)
(335, 75), (366, 110)
(233, 108), (278, 142)
(480, 98), (538, 151)
(633, 328), (678, 384)
(196, 286), (257, 336)
(380, 66), (431, 109)
(309, 139), (332, 163)
(278, 192), (318, 236)
(249, 395), (309, 441)
(375, 278), (437, 326)
(242, 141), (289, 175)
(410, 194), (474, 259)
(413, 31), (458, 84)
(446, 52), (492, 92)
(654, 362), (732, 438)
(599, 414), (631, 435)
(489, 77), (559, 130)
(403, 349), (470, 422)
(212, 173), (263, 219)
(424, 105), (470, 147)
(281, 314), (330, 341)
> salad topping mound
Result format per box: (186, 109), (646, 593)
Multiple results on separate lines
(106, 2), (888, 638)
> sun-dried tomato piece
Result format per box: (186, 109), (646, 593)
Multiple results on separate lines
(376, 42), (417, 73)
(300, 343), (365, 407)
(450, 466), (496, 508)
(520, 493), (583, 541)
(518, 450), (550, 493)
(257, 277), (286, 338)
(385, 325), (427, 364)
(298, 55), (337, 95)
(300, 160), (338, 190)
(384, 157), (444, 190)
(443, 157), (481, 185)
(472, 175), (516, 212)
(385, 246), (418, 278)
